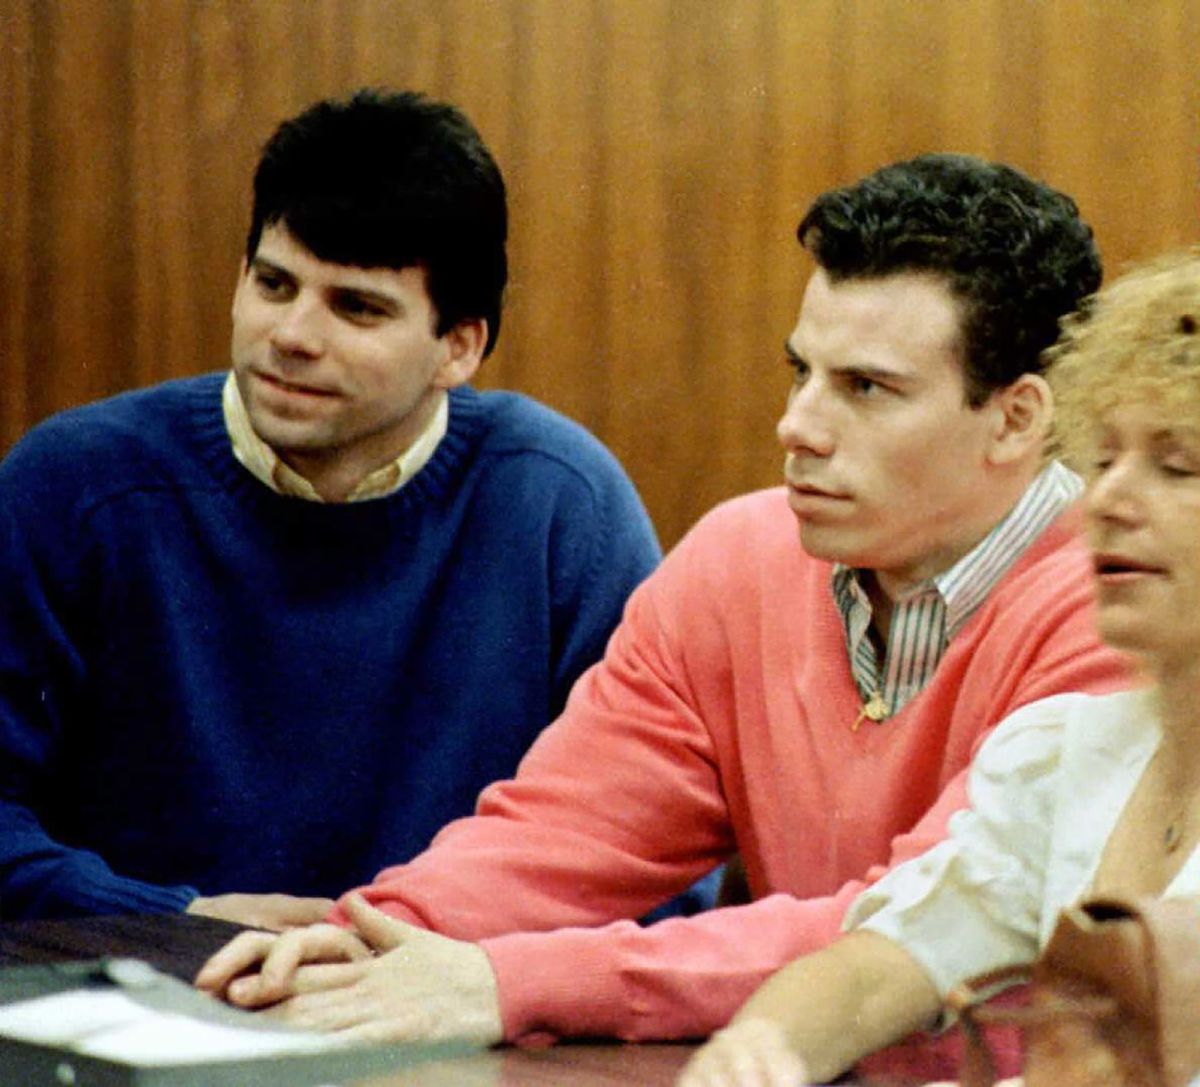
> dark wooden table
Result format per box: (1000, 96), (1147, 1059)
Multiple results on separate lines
(0, 913), (696, 1086)
(352, 1043), (694, 1085)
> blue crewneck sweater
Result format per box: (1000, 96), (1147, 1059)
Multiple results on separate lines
(0, 373), (659, 918)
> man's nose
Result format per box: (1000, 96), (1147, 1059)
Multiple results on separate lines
(776, 381), (835, 457)
(269, 296), (323, 358)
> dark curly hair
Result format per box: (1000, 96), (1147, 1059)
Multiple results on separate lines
(247, 88), (508, 356)
(798, 153), (1101, 405)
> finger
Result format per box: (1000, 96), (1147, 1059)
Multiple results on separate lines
(260, 924), (371, 987)
(682, 1051), (746, 1087)
(679, 1038), (744, 1087)
(343, 893), (408, 952)
(288, 961), (371, 995)
(725, 1047), (807, 1087)
(228, 925), (370, 1007)
(279, 897), (337, 927)
(676, 1053), (718, 1087)
(194, 930), (278, 993)
(681, 1021), (809, 1087)
(754, 1031), (809, 1087)
(720, 1044), (777, 1087)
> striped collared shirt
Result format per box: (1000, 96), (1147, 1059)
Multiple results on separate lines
(832, 460), (1083, 720)
(221, 371), (447, 502)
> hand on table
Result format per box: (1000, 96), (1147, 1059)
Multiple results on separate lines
(677, 1018), (810, 1087)
(186, 892), (336, 931)
(195, 893), (504, 1046)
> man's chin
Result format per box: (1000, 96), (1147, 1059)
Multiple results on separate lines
(247, 413), (335, 454)
(794, 522), (857, 564)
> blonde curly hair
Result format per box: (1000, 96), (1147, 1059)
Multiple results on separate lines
(1047, 248), (1200, 474)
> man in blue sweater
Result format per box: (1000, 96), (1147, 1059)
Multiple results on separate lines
(0, 89), (660, 927)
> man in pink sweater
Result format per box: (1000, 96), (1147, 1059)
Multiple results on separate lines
(197, 154), (1131, 1057)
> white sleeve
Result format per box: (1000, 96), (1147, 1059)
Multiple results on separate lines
(843, 695), (1075, 996)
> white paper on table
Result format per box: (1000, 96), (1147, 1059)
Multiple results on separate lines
(0, 990), (147, 1044)
(0, 988), (340, 1066)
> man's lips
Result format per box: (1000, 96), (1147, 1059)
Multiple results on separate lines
(786, 480), (849, 500)
(253, 371), (339, 398)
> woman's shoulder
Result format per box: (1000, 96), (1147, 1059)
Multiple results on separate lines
(973, 688), (1152, 788)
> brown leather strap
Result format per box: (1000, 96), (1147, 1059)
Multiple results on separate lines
(955, 1011), (999, 1087)
(946, 965), (1032, 1014)
(949, 965), (1120, 1087)
(946, 966), (1032, 1087)
(972, 993), (1118, 1027)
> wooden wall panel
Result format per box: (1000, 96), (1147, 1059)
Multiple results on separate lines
(0, 1), (34, 443)
(2, 0), (1198, 548)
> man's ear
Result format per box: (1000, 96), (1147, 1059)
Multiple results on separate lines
(432, 317), (487, 389)
(985, 373), (1053, 466)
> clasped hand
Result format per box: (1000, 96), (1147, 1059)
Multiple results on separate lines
(194, 893), (503, 1046)
(676, 1019), (811, 1087)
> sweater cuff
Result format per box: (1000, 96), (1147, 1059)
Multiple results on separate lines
(155, 884), (200, 912)
(78, 879), (199, 917)
(481, 927), (633, 1045)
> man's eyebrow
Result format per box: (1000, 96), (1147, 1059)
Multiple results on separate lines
(833, 362), (914, 384)
(250, 255), (291, 276)
(783, 341), (912, 382)
(330, 284), (402, 312)
(787, 348), (914, 385)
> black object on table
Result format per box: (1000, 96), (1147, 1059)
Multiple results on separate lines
(0, 912), (248, 981)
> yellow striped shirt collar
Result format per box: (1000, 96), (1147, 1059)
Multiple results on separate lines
(221, 371), (448, 503)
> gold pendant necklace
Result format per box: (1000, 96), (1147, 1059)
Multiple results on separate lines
(1161, 789), (1191, 854)
(852, 691), (890, 732)
(1146, 745), (1190, 854)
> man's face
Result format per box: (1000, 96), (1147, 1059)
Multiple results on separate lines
(777, 269), (1003, 598)
(230, 223), (478, 490)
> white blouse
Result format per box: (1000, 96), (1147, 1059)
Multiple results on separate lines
(845, 688), (1200, 996)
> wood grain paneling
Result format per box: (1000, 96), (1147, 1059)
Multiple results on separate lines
(2, 0), (1198, 547)
(0, 1), (34, 443)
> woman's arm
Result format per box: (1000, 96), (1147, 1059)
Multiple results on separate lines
(677, 930), (941, 1087)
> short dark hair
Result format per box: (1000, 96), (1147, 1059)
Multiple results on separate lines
(797, 153), (1101, 405)
(247, 88), (508, 356)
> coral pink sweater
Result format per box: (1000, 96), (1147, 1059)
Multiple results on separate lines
(338, 488), (1130, 1045)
